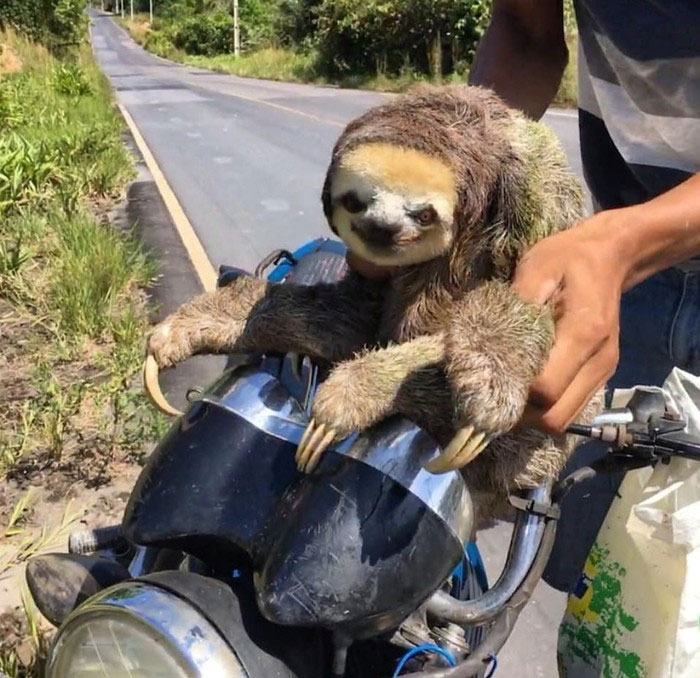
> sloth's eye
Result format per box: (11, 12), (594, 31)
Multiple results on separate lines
(413, 206), (437, 227)
(341, 192), (366, 214)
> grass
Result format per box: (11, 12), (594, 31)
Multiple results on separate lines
(119, 13), (580, 105)
(0, 501), (81, 579)
(0, 584), (48, 678)
(4, 489), (36, 539)
(187, 47), (319, 82)
(0, 27), (166, 676)
(0, 27), (160, 470)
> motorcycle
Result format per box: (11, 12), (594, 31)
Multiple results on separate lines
(25, 238), (700, 678)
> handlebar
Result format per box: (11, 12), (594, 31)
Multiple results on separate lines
(567, 386), (700, 463)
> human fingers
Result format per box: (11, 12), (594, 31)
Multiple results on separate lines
(521, 337), (619, 434)
(527, 309), (611, 411)
(511, 250), (563, 305)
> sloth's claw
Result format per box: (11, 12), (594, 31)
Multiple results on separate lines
(296, 420), (337, 473)
(424, 426), (491, 474)
(142, 354), (183, 417)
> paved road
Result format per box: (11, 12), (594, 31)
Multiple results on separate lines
(90, 11), (587, 275)
(90, 10), (585, 676)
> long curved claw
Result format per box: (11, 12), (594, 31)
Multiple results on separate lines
(296, 420), (337, 473)
(424, 426), (491, 474)
(303, 429), (336, 474)
(142, 354), (183, 417)
(451, 434), (490, 468)
(296, 418), (317, 465)
(425, 425), (473, 472)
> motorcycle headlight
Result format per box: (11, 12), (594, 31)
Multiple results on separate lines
(46, 582), (246, 678)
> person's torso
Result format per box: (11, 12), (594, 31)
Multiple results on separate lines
(573, 0), (700, 210)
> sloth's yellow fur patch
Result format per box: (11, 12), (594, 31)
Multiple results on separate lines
(341, 143), (457, 204)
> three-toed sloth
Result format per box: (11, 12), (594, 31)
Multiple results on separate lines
(145, 84), (602, 522)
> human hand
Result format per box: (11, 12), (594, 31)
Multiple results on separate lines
(512, 210), (631, 434)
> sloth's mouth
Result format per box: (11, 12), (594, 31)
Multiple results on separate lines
(350, 221), (399, 248)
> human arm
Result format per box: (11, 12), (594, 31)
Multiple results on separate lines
(468, 0), (568, 119)
(514, 172), (700, 433)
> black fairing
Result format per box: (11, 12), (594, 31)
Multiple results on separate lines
(123, 361), (471, 638)
(256, 450), (464, 639)
(122, 368), (305, 569)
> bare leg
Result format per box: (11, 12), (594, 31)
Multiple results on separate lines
(147, 274), (385, 367)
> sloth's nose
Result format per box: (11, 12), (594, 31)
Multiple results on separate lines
(352, 217), (401, 246)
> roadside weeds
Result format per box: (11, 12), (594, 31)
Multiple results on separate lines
(0, 27), (166, 676)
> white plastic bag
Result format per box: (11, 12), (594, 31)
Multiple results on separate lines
(558, 368), (700, 678)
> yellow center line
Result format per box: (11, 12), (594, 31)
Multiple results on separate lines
(191, 84), (348, 128)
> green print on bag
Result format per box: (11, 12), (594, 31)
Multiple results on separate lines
(559, 543), (646, 678)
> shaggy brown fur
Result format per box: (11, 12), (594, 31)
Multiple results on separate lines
(147, 84), (602, 524)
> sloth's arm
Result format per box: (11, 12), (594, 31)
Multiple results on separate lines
(446, 280), (554, 434)
(422, 280), (555, 473)
(147, 275), (384, 368)
(313, 334), (445, 436)
(296, 334), (448, 472)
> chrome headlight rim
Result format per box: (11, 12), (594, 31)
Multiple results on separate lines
(46, 580), (247, 678)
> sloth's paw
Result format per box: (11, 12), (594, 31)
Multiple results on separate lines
(294, 373), (379, 473)
(147, 320), (195, 368)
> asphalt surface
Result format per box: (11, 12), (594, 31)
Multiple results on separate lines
(90, 10), (588, 676)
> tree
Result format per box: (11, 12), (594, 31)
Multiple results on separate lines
(313, 0), (489, 78)
(0, 0), (88, 45)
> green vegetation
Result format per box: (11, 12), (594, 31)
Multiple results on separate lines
(0, 32), (160, 473)
(186, 47), (319, 82)
(1, 9), (165, 675)
(119, 0), (579, 104)
(0, 0), (88, 47)
(556, 0), (579, 108)
(119, 0), (487, 86)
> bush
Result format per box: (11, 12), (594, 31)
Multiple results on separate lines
(238, 0), (280, 50)
(172, 12), (234, 56)
(144, 29), (178, 58)
(313, 0), (490, 78)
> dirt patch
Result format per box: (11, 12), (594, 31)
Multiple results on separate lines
(0, 208), (163, 676)
(0, 44), (22, 75)
(0, 292), (152, 600)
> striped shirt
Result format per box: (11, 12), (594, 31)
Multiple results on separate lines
(574, 0), (700, 211)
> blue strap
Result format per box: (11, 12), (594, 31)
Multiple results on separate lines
(466, 541), (489, 593)
(392, 644), (457, 677)
(485, 654), (498, 677)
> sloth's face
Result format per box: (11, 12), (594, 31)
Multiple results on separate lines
(328, 143), (457, 267)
